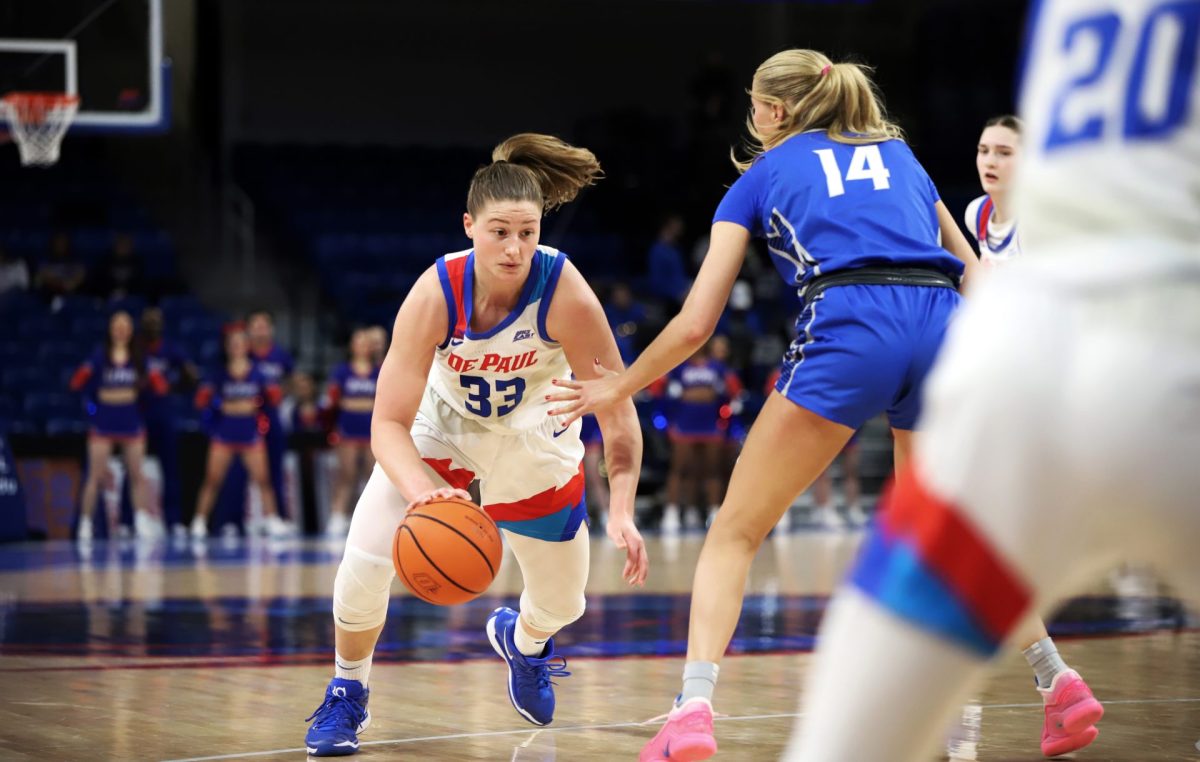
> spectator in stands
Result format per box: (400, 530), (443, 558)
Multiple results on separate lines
(323, 328), (379, 537)
(89, 233), (146, 301)
(35, 232), (87, 306)
(605, 281), (647, 367)
(69, 310), (165, 541)
(137, 307), (199, 539)
(286, 371), (325, 435)
(191, 323), (290, 539)
(654, 339), (743, 533)
(246, 310), (295, 520)
(644, 213), (690, 306)
(0, 245), (30, 295)
(365, 325), (388, 365)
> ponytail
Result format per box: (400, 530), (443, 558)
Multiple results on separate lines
(467, 133), (603, 214)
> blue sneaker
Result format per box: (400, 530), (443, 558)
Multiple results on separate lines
(305, 678), (371, 756)
(486, 606), (571, 726)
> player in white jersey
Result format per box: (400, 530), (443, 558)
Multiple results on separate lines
(965, 115), (1024, 266)
(786, 0), (1200, 759)
(966, 110), (1104, 755)
(303, 134), (648, 757)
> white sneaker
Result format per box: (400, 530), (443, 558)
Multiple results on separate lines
(189, 515), (208, 539)
(683, 508), (702, 531)
(660, 505), (681, 534)
(325, 512), (350, 537)
(817, 505), (844, 530)
(846, 502), (869, 527)
(265, 515), (294, 538)
(77, 516), (94, 542)
(134, 510), (162, 540)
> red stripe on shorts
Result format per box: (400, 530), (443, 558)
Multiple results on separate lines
(880, 463), (1032, 643)
(485, 465), (585, 522)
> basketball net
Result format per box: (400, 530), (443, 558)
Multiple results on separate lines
(1, 92), (80, 167)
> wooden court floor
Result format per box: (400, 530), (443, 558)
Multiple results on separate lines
(0, 532), (1196, 761)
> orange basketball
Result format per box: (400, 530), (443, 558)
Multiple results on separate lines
(392, 497), (503, 606)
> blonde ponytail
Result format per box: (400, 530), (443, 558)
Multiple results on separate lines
(733, 49), (905, 173)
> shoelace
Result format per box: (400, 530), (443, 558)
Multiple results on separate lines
(305, 691), (366, 731)
(523, 654), (571, 690)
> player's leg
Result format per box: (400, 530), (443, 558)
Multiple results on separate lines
(785, 269), (1103, 761)
(191, 443), (233, 538)
(479, 417), (588, 727)
(487, 524), (589, 726)
(308, 413), (472, 756)
(77, 436), (113, 541)
(640, 394), (852, 762)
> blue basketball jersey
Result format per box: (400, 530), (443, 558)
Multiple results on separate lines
(713, 133), (962, 293)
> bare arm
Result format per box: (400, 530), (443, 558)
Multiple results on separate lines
(936, 200), (982, 290)
(546, 260), (648, 585)
(370, 266), (454, 502)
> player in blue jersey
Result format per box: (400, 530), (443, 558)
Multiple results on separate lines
(303, 134), (648, 757)
(70, 310), (167, 541)
(190, 324), (290, 539)
(785, 1), (1199, 758)
(547, 49), (980, 761)
(323, 329), (380, 537)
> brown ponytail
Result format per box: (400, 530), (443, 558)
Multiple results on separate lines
(467, 133), (603, 215)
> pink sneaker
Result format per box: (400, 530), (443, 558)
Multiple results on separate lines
(1039, 669), (1104, 757)
(638, 697), (718, 762)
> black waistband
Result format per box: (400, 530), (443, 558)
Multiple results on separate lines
(802, 266), (959, 301)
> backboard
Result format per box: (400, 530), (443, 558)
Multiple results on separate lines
(0, 0), (168, 134)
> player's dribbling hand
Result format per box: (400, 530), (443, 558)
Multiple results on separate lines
(606, 514), (649, 587)
(405, 487), (474, 514)
(546, 359), (624, 425)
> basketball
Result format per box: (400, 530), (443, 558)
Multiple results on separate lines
(392, 497), (503, 606)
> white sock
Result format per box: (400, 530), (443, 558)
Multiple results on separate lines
(335, 652), (372, 684)
(514, 617), (550, 657)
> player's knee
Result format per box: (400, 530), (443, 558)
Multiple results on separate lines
(332, 545), (395, 632)
(522, 593), (586, 632)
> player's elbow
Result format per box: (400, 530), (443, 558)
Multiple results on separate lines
(680, 315), (716, 347)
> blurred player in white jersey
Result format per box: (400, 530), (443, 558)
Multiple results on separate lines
(965, 110), (1105, 756)
(787, 0), (1200, 759)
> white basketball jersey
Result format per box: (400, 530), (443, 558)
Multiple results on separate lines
(964, 195), (1023, 266)
(1017, 0), (1200, 254)
(423, 247), (573, 435)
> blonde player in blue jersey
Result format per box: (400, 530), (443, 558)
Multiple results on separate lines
(549, 49), (981, 761)
(303, 133), (649, 756)
(786, 0), (1200, 759)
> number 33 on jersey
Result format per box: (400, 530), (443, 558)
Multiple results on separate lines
(424, 247), (574, 433)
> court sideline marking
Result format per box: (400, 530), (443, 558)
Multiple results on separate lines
(161, 697), (1200, 762)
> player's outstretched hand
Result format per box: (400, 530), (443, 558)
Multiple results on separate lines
(546, 359), (624, 426)
(606, 514), (649, 587)
(405, 487), (474, 514)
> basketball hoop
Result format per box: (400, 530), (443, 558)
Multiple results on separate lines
(0, 92), (80, 167)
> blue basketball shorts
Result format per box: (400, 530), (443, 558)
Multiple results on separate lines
(774, 284), (962, 431)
